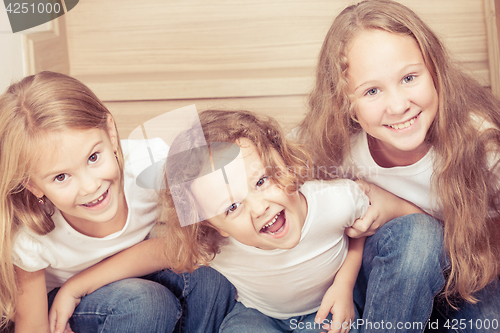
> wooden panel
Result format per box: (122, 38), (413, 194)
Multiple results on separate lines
(76, 67), (315, 101)
(487, 0), (500, 95)
(65, 0), (346, 75)
(65, 0), (487, 75)
(497, 0), (500, 37)
(105, 95), (309, 139)
(63, 0), (496, 100)
(23, 16), (69, 76)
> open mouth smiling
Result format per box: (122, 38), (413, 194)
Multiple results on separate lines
(386, 112), (421, 130)
(260, 210), (286, 235)
(81, 189), (108, 208)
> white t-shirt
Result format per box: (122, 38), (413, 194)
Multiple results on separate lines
(345, 131), (442, 220)
(210, 179), (369, 319)
(12, 139), (169, 292)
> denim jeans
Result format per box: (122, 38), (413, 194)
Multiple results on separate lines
(219, 301), (359, 333)
(429, 278), (500, 333)
(353, 213), (500, 333)
(48, 266), (236, 333)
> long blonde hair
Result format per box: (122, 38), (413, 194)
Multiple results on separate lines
(297, 0), (500, 304)
(158, 110), (312, 273)
(0, 71), (124, 327)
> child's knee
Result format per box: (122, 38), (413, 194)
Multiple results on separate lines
(108, 278), (181, 317)
(72, 278), (181, 332)
(192, 266), (235, 296)
(377, 214), (446, 271)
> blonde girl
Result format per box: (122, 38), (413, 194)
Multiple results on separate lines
(297, 0), (500, 331)
(48, 109), (424, 333)
(0, 71), (234, 333)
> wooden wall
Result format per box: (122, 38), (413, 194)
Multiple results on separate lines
(7, 4), (498, 332)
(24, 0), (500, 138)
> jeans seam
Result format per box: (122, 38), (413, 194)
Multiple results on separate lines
(361, 226), (393, 331)
(182, 274), (190, 298)
(72, 312), (110, 316)
(372, 218), (436, 333)
(176, 272), (188, 331)
(99, 316), (107, 333)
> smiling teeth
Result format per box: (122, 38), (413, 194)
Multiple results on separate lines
(263, 212), (281, 229)
(389, 116), (416, 130)
(87, 194), (104, 205)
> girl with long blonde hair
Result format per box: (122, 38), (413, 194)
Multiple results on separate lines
(0, 71), (234, 333)
(297, 0), (500, 331)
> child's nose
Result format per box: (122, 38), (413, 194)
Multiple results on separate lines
(248, 195), (269, 219)
(79, 172), (101, 195)
(386, 89), (410, 115)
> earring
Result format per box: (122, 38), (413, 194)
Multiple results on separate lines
(38, 196), (45, 205)
(114, 150), (118, 160)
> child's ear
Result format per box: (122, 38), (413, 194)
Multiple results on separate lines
(217, 229), (230, 238)
(24, 182), (44, 199)
(106, 114), (119, 151)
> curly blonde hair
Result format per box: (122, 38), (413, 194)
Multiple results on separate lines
(157, 110), (312, 273)
(297, 0), (500, 305)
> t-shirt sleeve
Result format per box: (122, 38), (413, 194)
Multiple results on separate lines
(344, 179), (370, 228)
(12, 229), (51, 272)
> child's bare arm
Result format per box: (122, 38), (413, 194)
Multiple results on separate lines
(346, 180), (425, 238)
(315, 237), (365, 333)
(49, 237), (167, 333)
(14, 267), (51, 333)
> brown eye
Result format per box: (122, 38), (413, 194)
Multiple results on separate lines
(225, 202), (241, 215)
(54, 174), (67, 182)
(256, 176), (268, 188)
(89, 152), (100, 164)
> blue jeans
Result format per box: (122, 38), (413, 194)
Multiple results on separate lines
(48, 266), (236, 333)
(353, 214), (500, 333)
(219, 301), (358, 333)
(429, 278), (500, 333)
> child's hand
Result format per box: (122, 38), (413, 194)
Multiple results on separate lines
(345, 179), (424, 238)
(48, 284), (82, 333)
(315, 282), (355, 333)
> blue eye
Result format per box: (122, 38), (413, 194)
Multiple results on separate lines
(88, 152), (100, 164)
(54, 174), (68, 182)
(403, 75), (415, 83)
(256, 176), (268, 188)
(365, 88), (379, 96)
(225, 202), (241, 215)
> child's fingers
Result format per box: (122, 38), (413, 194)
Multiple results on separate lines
(315, 300), (333, 324)
(346, 208), (379, 238)
(345, 223), (364, 238)
(327, 324), (350, 333)
(327, 301), (355, 333)
(49, 311), (71, 333)
(327, 316), (351, 333)
(48, 308), (57, 333)
(63, 323), (74, 333)
(54, 320), (70, 333)
(345, 220), (374, 237)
